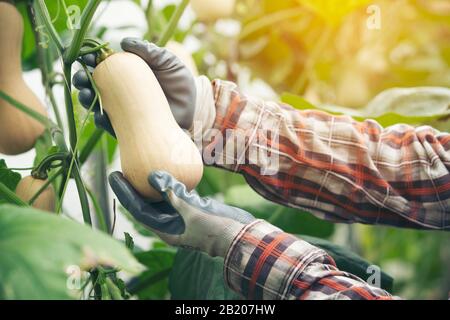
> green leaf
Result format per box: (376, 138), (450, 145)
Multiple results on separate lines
(0, 160), (21, 196)
(128, 247), (177, 299)
(282, 87), (450, 127)
(301, 235), (394, 292)
(224, 184), (335, 238)
(0, 205), (143, 299)
(169, 249), (241, 300)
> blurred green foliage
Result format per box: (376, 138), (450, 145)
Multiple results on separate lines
(5, 0), (448, 300)
(193, 0), (450, 299)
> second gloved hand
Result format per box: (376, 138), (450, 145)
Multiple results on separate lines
(72, 38), (198, 136)
(109, 171), (256, 257)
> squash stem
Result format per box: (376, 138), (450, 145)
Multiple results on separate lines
(79, 128), (104, 164)
(64, 0), (102, 64)
(158, 0), (190, 47)
(32, 152), (69, 179)
(74, 170), (93, 225)
(26, 2), (65, 129)
(63, 64), (78, 150)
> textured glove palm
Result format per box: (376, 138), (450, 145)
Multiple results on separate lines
(109, 171), (255, 257)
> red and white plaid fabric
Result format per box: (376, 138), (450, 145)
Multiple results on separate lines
(202, 80), (450, 230)
(225, 220), (396, 300)
(199, 79), (450, 300)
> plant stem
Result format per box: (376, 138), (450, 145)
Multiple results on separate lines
(62, 64), (78, 151)
(0, 90), (55, 129)
(74, 169), (92, 225)
(238, 7), (304, 40)
(90, 137), (111, 231)
(145, 0), (154, 40)
(86, 187), (108, 233)
(47, 88), (64, 129)
(51, 123), (93, 226)
(29, 168), (63, 205)
(105, 278), (123, 300)
(79, 128), (104, 164)
(64, 0), (102, 64)
(158, 0), (190, 47)
(35, 0), (64, 53)
(0, 182), (28, 207)
(26, 2), (64, 129)
(32, 152), (68, 179)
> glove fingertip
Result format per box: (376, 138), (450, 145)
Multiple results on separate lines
(94, 112), (116, 137)
(73, 70), (91, 90)
(78, 88), (96, 110)
(121, 37), (147, 53)
(82, 53), (98, 68)
(108, 171), (124, 185)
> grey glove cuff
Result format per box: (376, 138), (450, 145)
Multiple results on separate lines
(190, 76), (216, 136)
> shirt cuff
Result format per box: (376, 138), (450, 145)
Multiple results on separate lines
(190, 76), (216, 135)
(224, 220), (328, 300)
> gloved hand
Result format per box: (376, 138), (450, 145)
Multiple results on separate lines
(109, 171), (256, 257)
(72, 38), (197, 136)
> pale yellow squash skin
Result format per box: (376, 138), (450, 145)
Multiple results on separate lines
(191, 0), (236, 21)
(93, 52), (204, 200)
(165, 41), (199, 76)
(16, 176), (56, 212)
(0, 2), (47, 155)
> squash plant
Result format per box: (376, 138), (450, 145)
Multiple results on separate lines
(1, 0), (446, 300)
(0, 0), (217, 300)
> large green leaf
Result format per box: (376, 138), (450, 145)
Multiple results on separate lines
(224, 184), (335, 238)
(128, 247), (177, 299)
(169, 249), (241, 300)
(282, 87), (450, 127)
(0, 205), (143, 299)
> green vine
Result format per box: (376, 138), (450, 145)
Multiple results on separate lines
(158, 0), (190, 47)
(32, 152), (68, 179)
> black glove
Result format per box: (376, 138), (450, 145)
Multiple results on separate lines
(73, 38), (198, 136)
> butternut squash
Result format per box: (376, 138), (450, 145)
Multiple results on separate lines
(191, 0), (236, 21)
(93, 52), (203, 200)
(0, 2), (48, 155)
(166, 41), (199, 76)
(15, 176), (55, 212)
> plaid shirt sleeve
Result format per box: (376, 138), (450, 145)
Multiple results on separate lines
(198, 80), (450, 231)
(225, 220), (397, 300)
